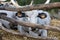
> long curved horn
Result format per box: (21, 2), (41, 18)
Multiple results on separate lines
(29, 0), (34, 6)
(10, 0), (30, 8)
(10, 0), (22, 8)
(45, 0), (50, 4)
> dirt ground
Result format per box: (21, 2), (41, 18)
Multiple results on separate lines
(0, 19), (60, 40)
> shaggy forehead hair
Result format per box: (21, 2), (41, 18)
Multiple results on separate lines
(25, 10), (38, 17)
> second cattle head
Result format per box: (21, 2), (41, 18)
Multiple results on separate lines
(25, 10), (51, 25)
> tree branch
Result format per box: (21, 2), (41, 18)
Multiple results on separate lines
(0, 15), (60, 32)
(0, 2), (60, 11)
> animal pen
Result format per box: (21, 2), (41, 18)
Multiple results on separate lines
(0, 0), (60, 40)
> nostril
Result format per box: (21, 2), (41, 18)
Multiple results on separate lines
(38, 34), (41, 36)
(31, 28), (36, 31)
(26, 31), (29, 33)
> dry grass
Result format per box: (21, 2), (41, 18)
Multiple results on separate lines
(0, 19), (60, 40)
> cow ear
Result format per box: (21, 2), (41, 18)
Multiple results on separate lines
(0, 13), (7, 16)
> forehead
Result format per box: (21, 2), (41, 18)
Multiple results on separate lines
(25, 10), (38, 16)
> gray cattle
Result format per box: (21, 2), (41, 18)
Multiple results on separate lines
(25, 10), (51, 37)
(0, 10), (17, 29)
(0, 10), (51, 37)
